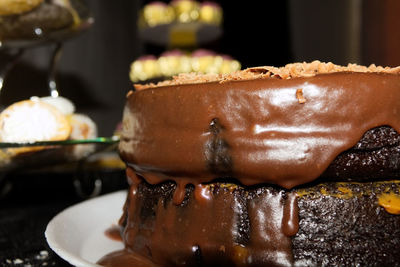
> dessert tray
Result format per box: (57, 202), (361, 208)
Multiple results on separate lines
(138, 0), (223, 47)
(45, 190), (126, 267)
(0, 136), (119, 173)
(139, 22), (222, 47)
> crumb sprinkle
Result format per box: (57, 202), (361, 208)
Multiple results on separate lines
(134, 60), (400, 90)
(296, 89), (306, 104)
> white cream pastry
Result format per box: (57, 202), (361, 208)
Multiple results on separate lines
(38, 96), (76, 116)
(67, 113), (98, 159)
(0, 99), (71, 144)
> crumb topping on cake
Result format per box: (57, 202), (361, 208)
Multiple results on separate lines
(134, 60), (400, 90)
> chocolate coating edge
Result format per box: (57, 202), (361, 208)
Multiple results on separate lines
(120, 72), (400, 189)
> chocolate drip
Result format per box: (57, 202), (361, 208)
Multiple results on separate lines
(247, 190), (294, 266)
(126, 167), (142, 185)
(132, 171), (215, 206)
(104, 182), (301, 266)
(97, 250), (160, 267)
(194, 184), (212, 203)
(144, 184), (241, 266)
(123, 180), (139, 248)
(173, 181), (187, 205)
(282, 193), (299, 237)
(205, 118), (233, 175)
(104, 225), (123, 242)
(118, 168), (142, 226)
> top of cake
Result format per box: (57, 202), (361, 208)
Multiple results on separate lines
(134, 60), (400, 90)
(122, 61), (400, 189)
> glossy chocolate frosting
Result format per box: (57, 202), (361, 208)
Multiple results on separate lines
(119, 72), (400, 189)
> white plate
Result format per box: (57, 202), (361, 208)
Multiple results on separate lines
(45, 190), (126, 267)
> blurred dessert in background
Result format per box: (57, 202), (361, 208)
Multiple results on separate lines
(0, 0), (81, 40)
(138, 0), (223, 46)
(139, 0), (222, 29)
(139, 1), (175, 28)
(0, 96), (97, 158)
(130, 49), (241, 83)
(199, 1), (222, 25)
(0, 0), (44, 16)
(0, 98), (71, 145)
(68, 113), (98, 159)
(40, 95), (76, 115)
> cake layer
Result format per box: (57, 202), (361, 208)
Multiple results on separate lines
(120, 72), (400, 189)
(107, 179), (400, 266)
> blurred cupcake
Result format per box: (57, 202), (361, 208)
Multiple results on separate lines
(158, 49), (191, 77)
(129, 49), (241, 82)
(139, 1), (175, 28)
(219, 54), (242, 74)
(199, 2), (222, 25)
(191, 49), (218, 73)
(130, 55), (161, 83)
(140, 0), (222, 27)
(171, 0), (200, 23)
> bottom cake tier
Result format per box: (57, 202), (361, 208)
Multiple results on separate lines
(99, 179), (400, 267)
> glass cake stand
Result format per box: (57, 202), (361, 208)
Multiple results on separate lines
(0, 136), (121, 199)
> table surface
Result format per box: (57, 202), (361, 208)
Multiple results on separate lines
(0, 168), (126, 266)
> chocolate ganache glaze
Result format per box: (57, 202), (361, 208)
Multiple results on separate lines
(99, 62), (400, 266)
(119, 72), (400, 189)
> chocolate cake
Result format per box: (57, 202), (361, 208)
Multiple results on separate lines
(99, 61), (400, 266)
